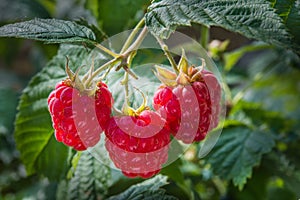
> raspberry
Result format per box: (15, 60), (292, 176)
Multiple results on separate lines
(104, 110), (170, 178)
(48, 80), (113, 151)
(153, 69), (221, 144)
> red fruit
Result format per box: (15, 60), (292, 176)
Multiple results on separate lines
(104, 110), (170, 178)
(48, 80), (113, 151)
(153, 69), (221, 144)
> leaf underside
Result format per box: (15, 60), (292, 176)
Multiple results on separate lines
(108, 174), (177, 200)
(56, 151), (111, 200)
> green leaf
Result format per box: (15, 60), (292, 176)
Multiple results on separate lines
(269, 0), (300, 53)
(56, 180), (69, 200)
(0, 18), (97, 44)
(35, 135), (69, 180)
(269, 0), (295, 21)
(161, 159), (185, 185)
(0, 0), (50, 22)
(286, 0), (300, 51)
(145, 0), (293, 52)
(160, 159), (194, 199)
(107, 175), (176, 200)
(206, 126), (275, 189)
(75, 18), (107, 43)
(64, 151), (111, 200)
(14, 44), (90, 178)
(227, 164), (274, 200)
(224, 43), (272, 71)
(228, 167), (270, 200)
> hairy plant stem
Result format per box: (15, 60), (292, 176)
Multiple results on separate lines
(82, 55), (95, 83)
(155, 37), (179, 74)
(120, 18), (145, 54)
(120, 50), (138, 113)
(83, 24), (148, 95)
(201, 25), (209, 50)
(84, 57), (121, 88)
(117, 26), (149, 113)
(81, 23), (149, 113)
(100, 64), (114, 80)
(122, 71), (130, 108)
(123, 26), (148, 56)
(93, 42), (119, 58)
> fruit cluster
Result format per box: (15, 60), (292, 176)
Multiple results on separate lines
(47, 59), (221, 178)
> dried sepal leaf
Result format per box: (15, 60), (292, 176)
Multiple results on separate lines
(177, 49), (189, 74)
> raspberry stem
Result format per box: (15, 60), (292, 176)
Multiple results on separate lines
(120, 51), (136, 114)
(85, 25), (148, 88)
(122, 26), (148, 56)
(94, 43), (120, 58)
(201, 25), (210, 50)
(84, 57), (121, 88)
(155, 37), (179, 74)
(120, 18), (145, 54)
(94, 18), (145, 58)
(133, 86), (148, 115)
(82, 55), (95, 83)
(122, 71), (130, 111)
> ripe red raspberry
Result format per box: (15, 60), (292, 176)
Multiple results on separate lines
(104, 110), (170, 178)
(153, 69), (221, 144)
(48, 80), (113, 151)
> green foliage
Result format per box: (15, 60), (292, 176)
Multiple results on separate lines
(56, 151), (111, 200)
(223, 47), (300, 196)
(263, 153), (300, 198)
(75, 18), (108, 42)
(145, 0), (298, 53)
(35, 136), (69, 180)
(227, 167), (270, 200)
(107, 175), (177, 200)
(224, 43), (272, 71)
(271, 0), (300, 52)
(0, 18), (98, 44)
(270, 0), (295, 21)
(160, 158), (195, 199)
(206, 125), (275, 189)
(243, 51), (300, 119)
(0, 0), (300, 199)
(286, 0), (300, 46)
(14, 44), (90, 178)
